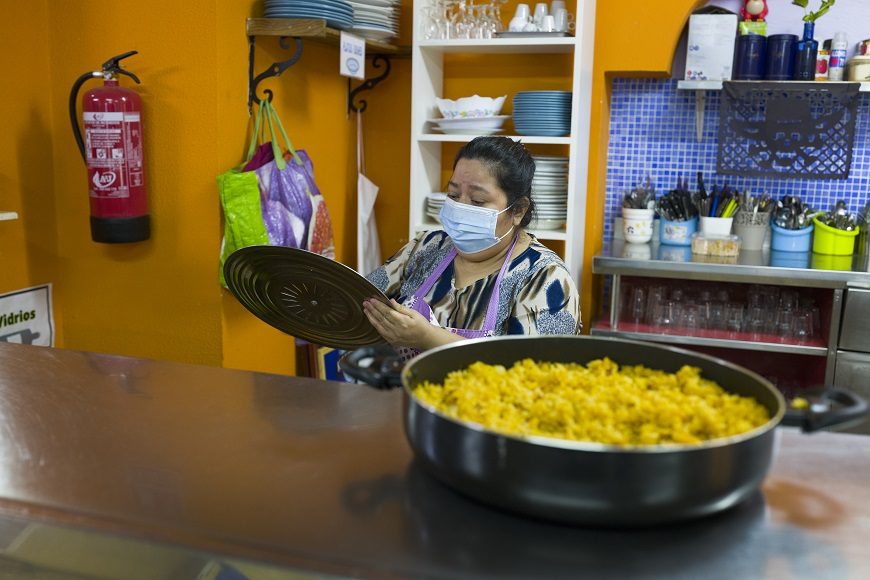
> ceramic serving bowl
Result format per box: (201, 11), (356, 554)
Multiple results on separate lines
(435, 95), (507, 119)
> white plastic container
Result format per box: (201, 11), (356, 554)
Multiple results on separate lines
(846, 56), (870, 82)
(699, 216), (734, 237)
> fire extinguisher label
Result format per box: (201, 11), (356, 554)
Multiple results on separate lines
(83, 111), (144, 199)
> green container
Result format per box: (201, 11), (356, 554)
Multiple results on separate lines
(812, 218), (859, 256)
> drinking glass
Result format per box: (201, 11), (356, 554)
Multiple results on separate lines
(707, 301), (726, 331)
(793, 312), (813, 342)
(423, 0), (450, 40)
(652, 300), (680, 331)
(681, 304), (701, 335)
(746, 306), (765, 340)
(645, 285), (666, 325)
(777, 308), (795, 340)
(811, 306), (821, 337)
(780, 289), (799, 311)
(629, 286), (645, 324)
(726, 303), (744, 334)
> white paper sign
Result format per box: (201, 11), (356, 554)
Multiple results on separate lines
(685, 14), (738, 81)
(340, 32), (365, 79)
(0, 284), (54, 346)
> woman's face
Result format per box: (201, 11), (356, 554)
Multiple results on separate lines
(447, 158), (524, 259)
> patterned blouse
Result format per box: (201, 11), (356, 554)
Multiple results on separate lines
(366, 230), (582, 335)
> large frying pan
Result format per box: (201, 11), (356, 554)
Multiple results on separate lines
(341, 336), (867, 527)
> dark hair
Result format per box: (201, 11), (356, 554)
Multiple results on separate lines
(453, 136), (536, 228)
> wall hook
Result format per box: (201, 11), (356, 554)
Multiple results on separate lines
(248, 36), (304, 112)
(348, 55), (392, 114)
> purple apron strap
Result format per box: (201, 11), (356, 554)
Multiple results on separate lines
(410, 233), (519, 333)
(482, 233), (519, 331)
(414, 247), (458, 300)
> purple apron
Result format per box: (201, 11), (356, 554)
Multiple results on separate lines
(396, 235), (519, 360)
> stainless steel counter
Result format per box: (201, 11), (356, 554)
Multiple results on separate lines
(0, 342), (869, 579)
(594, 240), (870, 288)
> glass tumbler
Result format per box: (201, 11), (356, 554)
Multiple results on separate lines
(628, 286), (645, 324)
(746, 306), (765, 340)
(726, 303), (745, 335)
(793, 312), (813, 342)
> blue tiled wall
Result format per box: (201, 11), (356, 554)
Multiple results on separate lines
(603, 78), (870, 241)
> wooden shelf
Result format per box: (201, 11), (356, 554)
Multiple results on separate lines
(0, 211), (19, 221)
(246, 18), (408, 55)
(678, 80), (870, 92)
(417, 38), (575, 54)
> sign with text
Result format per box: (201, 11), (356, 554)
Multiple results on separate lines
(0, 284), (54, 346)
(340, 32), (365, 79)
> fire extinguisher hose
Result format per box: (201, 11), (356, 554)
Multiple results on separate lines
(69, 72), (102, 164)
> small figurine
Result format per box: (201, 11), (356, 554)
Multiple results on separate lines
(741, 0), (769, 21)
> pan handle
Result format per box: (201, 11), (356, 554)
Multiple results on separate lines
(339, 344), (405, 390)
(782, 388), (869, 433)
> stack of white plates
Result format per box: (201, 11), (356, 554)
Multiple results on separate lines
(349, 0), (400, 41)
(428, 115), (511, 135)
(425, 193), (446, 223)
(264, 0), (354, 30)
(530, 155), (568, 230)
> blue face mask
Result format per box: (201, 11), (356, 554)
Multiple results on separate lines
(439, 197), (515, 254)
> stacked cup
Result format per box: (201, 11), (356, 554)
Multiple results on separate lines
(509, 2), (574, 33)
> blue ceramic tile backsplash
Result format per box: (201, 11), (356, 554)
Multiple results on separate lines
(603, 78), (870, 241)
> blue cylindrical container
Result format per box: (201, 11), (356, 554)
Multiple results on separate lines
(771, 223), (813, 252)
(735, 34), (767, 80)
(766, 34), (798, 80)
(659, 217), (698, 246)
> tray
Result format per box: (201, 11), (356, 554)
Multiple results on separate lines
(494, 31), (571, 38)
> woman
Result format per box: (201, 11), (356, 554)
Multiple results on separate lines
(363, 136), (581, 357)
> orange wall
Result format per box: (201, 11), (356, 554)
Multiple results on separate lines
(0, 0), (60, 339)
(0, 0), (412, 375)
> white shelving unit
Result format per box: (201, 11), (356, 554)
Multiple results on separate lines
(408, 1), (597, 280)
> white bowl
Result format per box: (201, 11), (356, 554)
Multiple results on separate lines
(435, 95), (507, 119)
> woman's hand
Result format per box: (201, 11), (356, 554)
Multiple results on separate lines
(363, 298), (460, 350)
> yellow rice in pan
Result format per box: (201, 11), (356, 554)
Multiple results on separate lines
(414, 358), (770, 446)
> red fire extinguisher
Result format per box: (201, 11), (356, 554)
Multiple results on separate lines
(69, 51), (149, 243)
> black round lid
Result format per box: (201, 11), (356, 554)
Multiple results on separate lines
(224, 246), (388, 350)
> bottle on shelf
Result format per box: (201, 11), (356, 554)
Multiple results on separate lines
(816, 39), (831, 81)
(828, 32), (848, 81)
(794, 21), (818, 81)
